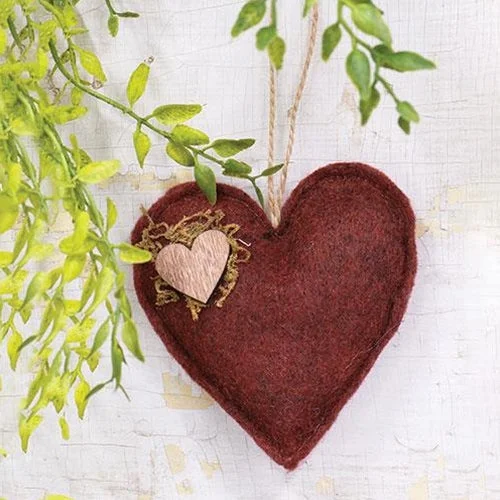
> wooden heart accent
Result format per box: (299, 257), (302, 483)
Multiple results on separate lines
(132, 163), (417, 470)
(155, 230), (230, 304)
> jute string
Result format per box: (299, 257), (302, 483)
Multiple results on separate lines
(267, 4), (319, 227)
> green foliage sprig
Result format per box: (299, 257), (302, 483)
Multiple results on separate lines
(0, 0), (278, 452)
(231, 0), (436, 133)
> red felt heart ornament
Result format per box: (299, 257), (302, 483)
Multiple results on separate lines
(132, 163), (417, 470)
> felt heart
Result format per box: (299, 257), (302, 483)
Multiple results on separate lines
(155, 230), (230, 304)
(132, 163), (417, 470)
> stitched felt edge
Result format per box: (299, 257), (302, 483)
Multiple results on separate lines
(131, 162), (417, 470)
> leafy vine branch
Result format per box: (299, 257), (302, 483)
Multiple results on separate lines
(232, 0), (436, 133)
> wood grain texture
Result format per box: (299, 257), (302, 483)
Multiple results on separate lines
(0, 1), (499, 499)
(155, 230), (230, 304)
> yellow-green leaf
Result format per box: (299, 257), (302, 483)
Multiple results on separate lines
(59, 417), (70, 440)
(87, 267), (115, 314)
(351, 3), (392, 47)
(127, 62), (150, 107)
(166, 141), (195, 166)
(171, 125), (209, 146)
(76, 46), (107, 82)
(117, 243), (152, 264)
(322, 23), (342, 61)
(231, 0), (266, 37)
(122, 320), (145, 362)
(77, 160), (120, 184)
(0, 28), (6, 55)
(153, 104), (202, 125)
(62, 254), (86, 283)
(19, 414), (43, 452)
(0, 251), (13, 266)
(108, 14), (119, 37)
(209, 138), (255, 157)
(133, 130), (151, 168)
(397, 101), (420, 123)
(7, 330), (22, 370)
(75, 380), (90, 419)
(22, 271), (51, 307)
(268, 36), (286, 70)
(346, 48), (371, 101)
(0, 193), (19, 233)
(0, 270), (28, 295)
(66, 317), (96, 343)
(106, 197), (118, 230)
(194, 163), (217, 205)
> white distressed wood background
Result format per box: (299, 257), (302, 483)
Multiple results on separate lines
(1, 1), (500, 498)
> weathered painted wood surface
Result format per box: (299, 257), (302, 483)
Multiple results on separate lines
(1, 0), (499, 498)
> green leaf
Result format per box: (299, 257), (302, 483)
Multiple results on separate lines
(0, 251), (13, 266)
(111, 338), (123, 387)
(397, 101), (420, 123)
(106, 197), (118, 231)
(223, 159), (252, 178)
(62, 254), (86, 283)
(122, 320), (144, 362)
(27, 243), (54, 261)
(19, 414), (43, 452)
(118, 11), (139, 18)
(268, 36), (286, 70)
(108, 14), (119, 37)
(87, 267), (115, 314)
(360, 86), (381, 125)
(303, 0), (317, 16)
(322, 23), (342, 61)
(71, 87), (83, 105)
(256, 25), (277, 50)
(127, 62), (150, 107)
(77, 160), (120, 184)
(346, 49), (371, 101)
(0, 28), (7, 55)
(44, 105), (87, 125)
(59, 417), (70, 440)
(89, 319), (110, 356)
(85, 382), (108, 401)
(351, 3), (392, 46)
(22, 272), (50, 308)
(0, 447), (7, 458)
(209, 138), (255, 157)
(118, 243), (152, 264)
(231, 0), (267, 37)
(171, 125), (210, 146)
(260, 163), (284, 176)
(45, 495), (74, 500)
(0, 270), (28, 295)
(0, 193), (19, 233)
(7, 330), (22, 370)
(74, 380), (90, 419)
(374, 48), (436, 72)
(59, 211), (90, 255)
(254, 184), (265, 208)
(66, 317), (96, 343)
(194, 163), (217, 205)
(152, 104), (202, 125)
(166, 142), (195, 166)
(398, 117), (411, 134)
(133, 129), (151, 168)
(75, 46), (107, 82)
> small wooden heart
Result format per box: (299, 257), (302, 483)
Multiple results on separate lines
(155, 230), (230, 303)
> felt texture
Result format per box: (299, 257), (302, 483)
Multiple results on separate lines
(132, 163), (417, 470)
